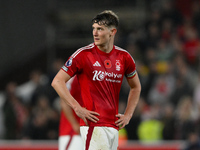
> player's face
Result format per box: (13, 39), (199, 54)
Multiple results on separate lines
(92, 23), (112, 46)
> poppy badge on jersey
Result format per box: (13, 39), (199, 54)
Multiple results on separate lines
(104, 60), (112, 68)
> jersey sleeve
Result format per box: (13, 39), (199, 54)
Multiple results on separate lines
(124, 53), (136, 79)
(61, 51), (83, 77)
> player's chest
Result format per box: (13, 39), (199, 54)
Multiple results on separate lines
(84, 54), (125, 82)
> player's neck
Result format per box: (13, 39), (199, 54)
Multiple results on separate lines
(97, 42), (113, 53)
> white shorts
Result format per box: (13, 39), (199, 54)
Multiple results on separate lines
(59, 135), (83, 150)
(80, 126), (119, 150)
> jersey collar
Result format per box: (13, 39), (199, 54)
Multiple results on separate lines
(94, 43), (115, 56)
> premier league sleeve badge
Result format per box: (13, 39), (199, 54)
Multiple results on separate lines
(65, 58), (73, 67)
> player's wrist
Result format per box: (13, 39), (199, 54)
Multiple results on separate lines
(72, 102), (81, 112)
(124, 112), (133, 120)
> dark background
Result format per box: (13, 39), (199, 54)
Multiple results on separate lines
(0, 0), (141, 90)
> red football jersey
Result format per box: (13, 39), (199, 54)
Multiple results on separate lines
(59, 76), (81, 136)
(62, 43), (136, 129)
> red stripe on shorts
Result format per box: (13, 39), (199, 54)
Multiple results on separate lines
(66, 131), (73, 150)
(85, 126), (94, 150)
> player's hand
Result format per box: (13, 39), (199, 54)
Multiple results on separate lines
(74, 107), (100, 126)
(115, 113), (130, 130)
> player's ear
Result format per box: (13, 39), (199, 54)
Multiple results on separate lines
(111, 28), (117, 36)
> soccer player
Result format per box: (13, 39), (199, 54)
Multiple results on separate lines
(58, 76), (83, 150)
(52, 10), (141, 150)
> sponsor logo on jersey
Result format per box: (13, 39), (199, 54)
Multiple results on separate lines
(93, 70), (122, 83)
(93, 61), (101, 67)
(115, 60), (121, 71)
(65, 58), (72, 66)
(104, 60), (112, 68)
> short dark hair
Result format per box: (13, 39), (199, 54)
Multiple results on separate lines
(92, 10), (119, 28)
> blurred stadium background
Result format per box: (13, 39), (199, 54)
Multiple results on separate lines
(0, 0), (200, 149)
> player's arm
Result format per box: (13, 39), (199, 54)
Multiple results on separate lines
(51, 69), (99, 125)
(115, 72), (141, 129)
(60, 99), (80, 133)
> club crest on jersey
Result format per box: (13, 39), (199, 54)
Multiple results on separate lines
(65, 58), (72, 66)
(115, 60), (121, 71)
(104, 60), (112, 68)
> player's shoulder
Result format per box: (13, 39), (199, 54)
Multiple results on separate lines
(114, 45), (135, 62)
(71, 43), (95, 58)
(114, 45), (130, 55)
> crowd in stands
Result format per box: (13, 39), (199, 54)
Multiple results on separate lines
(119, 0), (200, 142)
(0, 0), (200, 145)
